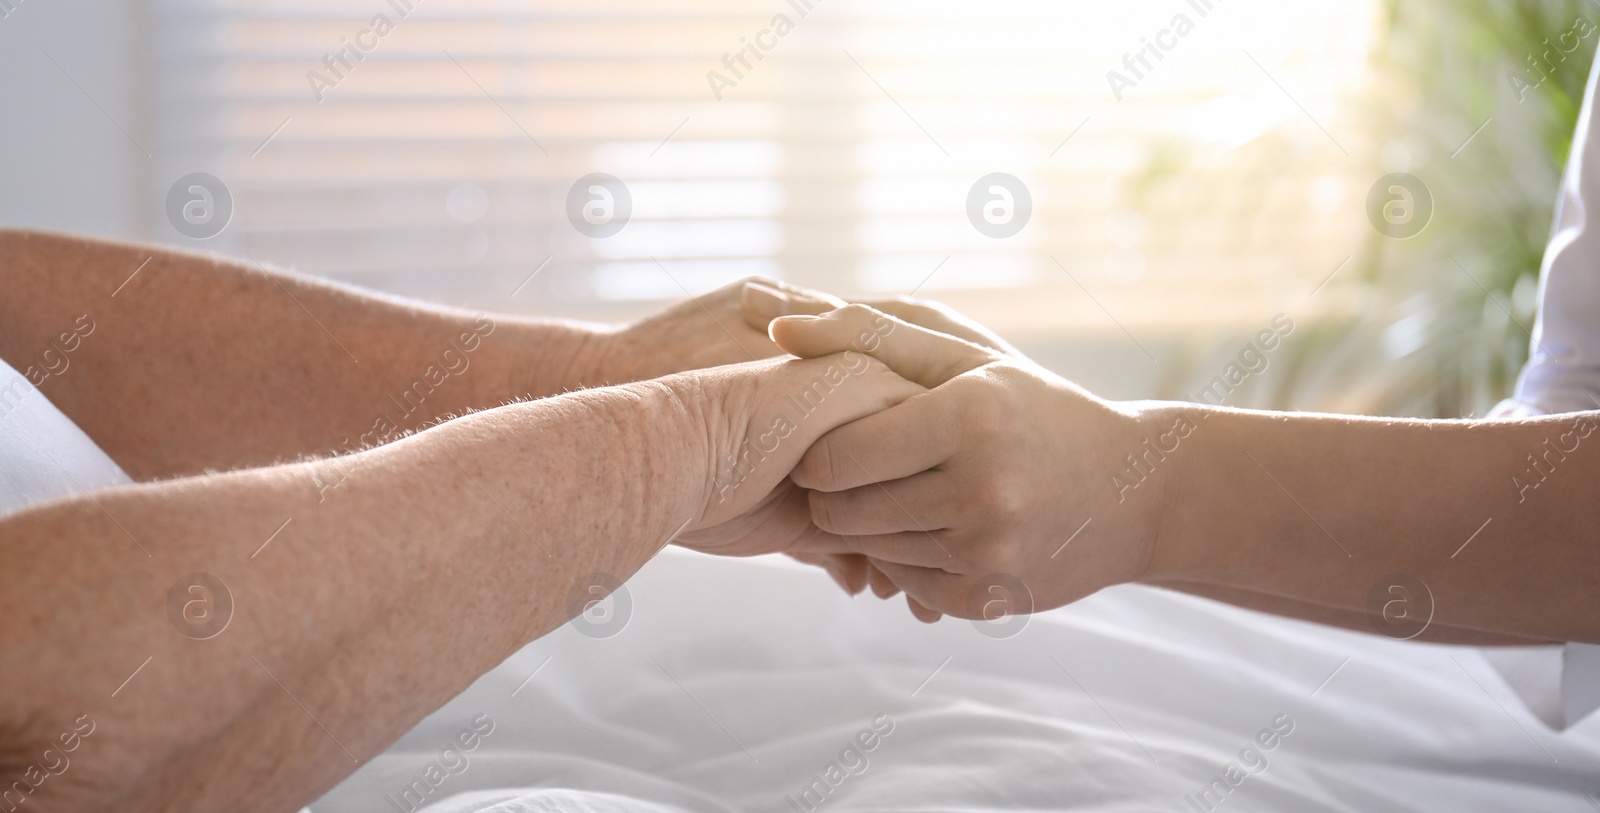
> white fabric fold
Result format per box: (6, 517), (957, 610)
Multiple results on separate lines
(314, 551), (1600, 813)
(0, 356), (131, 519)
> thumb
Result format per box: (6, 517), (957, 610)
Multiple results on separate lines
(770, 304), (997, 390)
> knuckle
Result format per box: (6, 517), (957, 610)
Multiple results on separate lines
(973, 476), (1025, 522)
(957, 378), (1020, 434)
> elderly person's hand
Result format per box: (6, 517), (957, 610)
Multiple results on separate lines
(667, 350), (926, 557)
(581, 278), (846, 385)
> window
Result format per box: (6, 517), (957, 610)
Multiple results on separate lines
(150, 0), (1380, 369)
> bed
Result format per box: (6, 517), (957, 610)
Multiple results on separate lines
(311, 549), (1600, 812)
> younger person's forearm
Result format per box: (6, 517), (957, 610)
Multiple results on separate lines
(1152, 580), (1559, 645)
(1144, 404), (1600, 643)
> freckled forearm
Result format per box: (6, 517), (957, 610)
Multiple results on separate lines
(0, 379), (707, 813)
(0, 228), (621, 480)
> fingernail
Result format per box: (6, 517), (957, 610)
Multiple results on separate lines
(771, 314), (821, 325)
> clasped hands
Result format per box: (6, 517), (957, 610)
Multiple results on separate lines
(650, 279), (1172, 625)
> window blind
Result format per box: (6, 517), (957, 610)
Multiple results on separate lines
(148, 0), (1380, 332)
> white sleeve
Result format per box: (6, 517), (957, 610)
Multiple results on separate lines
(1501, 52), (1600, 415)
(1483, 52), (1600, 732)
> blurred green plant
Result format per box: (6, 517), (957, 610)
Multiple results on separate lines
(1282, 0), (1597, 418)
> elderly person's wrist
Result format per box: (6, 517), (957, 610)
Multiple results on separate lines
(579, 321), (659, 387)
(587, 375), (715, 539)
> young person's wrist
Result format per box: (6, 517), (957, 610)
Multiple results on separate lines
(1128, 399), (1212, 586)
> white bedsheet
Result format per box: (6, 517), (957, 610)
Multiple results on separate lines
(313, 550), (1600, 813)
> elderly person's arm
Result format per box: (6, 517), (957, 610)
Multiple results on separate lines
(0, 351), (918, 813)
(0, 228), (817, 481)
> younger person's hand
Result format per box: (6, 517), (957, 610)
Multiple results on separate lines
(740, 288), (1022, 598)
(771, 305), (1177, 622)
